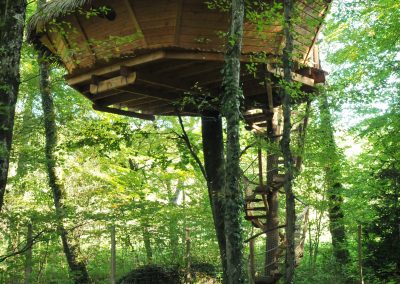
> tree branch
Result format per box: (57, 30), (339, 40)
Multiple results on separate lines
(177, 114), (207, 180)
(0, 230), (45, 263)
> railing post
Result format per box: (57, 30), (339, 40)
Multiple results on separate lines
(185, 228), (192, 284)
(249, 239), (256, 284)
(358, 224), (364, 284)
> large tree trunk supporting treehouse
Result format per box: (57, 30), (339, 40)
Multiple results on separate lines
(281, 0), (296, 283)
(39, 50), (91, 284)
(0, 0), (27, 212)
(221, 0), (246, 282)
(201, 114), (227, 280)
(319, 94), (350, 265)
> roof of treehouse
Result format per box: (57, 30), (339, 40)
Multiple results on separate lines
(28, 0), (330, 125)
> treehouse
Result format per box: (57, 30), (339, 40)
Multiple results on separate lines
(28, 0), (329, 127)
(28, 1), (330, 282)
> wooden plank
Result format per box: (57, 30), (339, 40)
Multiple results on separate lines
(153, 61), (198, 74)
(72, 15), (97, 63)
(42, 34), (57, 54)
(90, 73), (137, 95)
(128, 98), (161, 108)
(135, 100), (172, 113)
(174, 0), (183, 45)
(174, 62), (222, 79)
(123, 0), (148, 47)
(66, 50), (166, 85)
(164, 50), (225, 62)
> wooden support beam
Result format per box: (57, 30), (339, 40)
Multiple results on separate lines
(90, 72), (137, 95)
(267, 64), (315, 86)
(66, 50), (166, 86)
(134, 100), (172, 113)
(92, 104), (155, 121)
(95, 92), (143, 106)
(117, 85), (180, 102)
(265, 70), (275, 111)
(127, 98), (161, 108)
(136, 74), (190, 93)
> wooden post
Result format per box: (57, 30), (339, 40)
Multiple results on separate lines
(24, 223), (33, 284)
(111, 225), (116, 284)
(185, 228), (192, 284)
(358, 224), (364, 284)
(258, 148), (263, 186)
(249, 239), (256, 284)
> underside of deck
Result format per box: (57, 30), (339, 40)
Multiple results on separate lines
(67, 48), (325, 127)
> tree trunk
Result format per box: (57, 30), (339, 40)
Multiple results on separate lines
(24, 223), (33, 284)
(358, 225), (364, 284)
(319, 94), (350, 265)
(39, 49), (91, 284)
(168, 184), (180, 259)
(221, 0), (245, 282)
(265, 107), (282, 278)
(281, 0), (296, 283)
(185, 228), (192, 284)
(142, 225), (153, 264)
(16, 94), (34, 177)
(201, 113), (227, 280)
(111, 225), (116, 284)
(0, 0), (27, 212)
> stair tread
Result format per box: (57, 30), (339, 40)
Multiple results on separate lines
(245, 215), (267, 220)
(245, 198), (263, 202)
(245, 207), (267, 211)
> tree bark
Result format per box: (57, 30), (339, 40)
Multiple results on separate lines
(265, 107), (282, 278)
(24, 223), (33, 284)
(281, 0), (296, 283)
(201, 114), (227, 280)
(319, 94), (350, 265)
(358, 224), (364, 284)
(221, 0), (245, 282)
(142, 225), (153, 264)
(16, 94), (34, 177)
(39, 49), (91, 284)
(111, 225), (116, 284)
(0, 0), (27, 212)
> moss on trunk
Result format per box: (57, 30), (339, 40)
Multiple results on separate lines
(0, 0), (27, 212)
